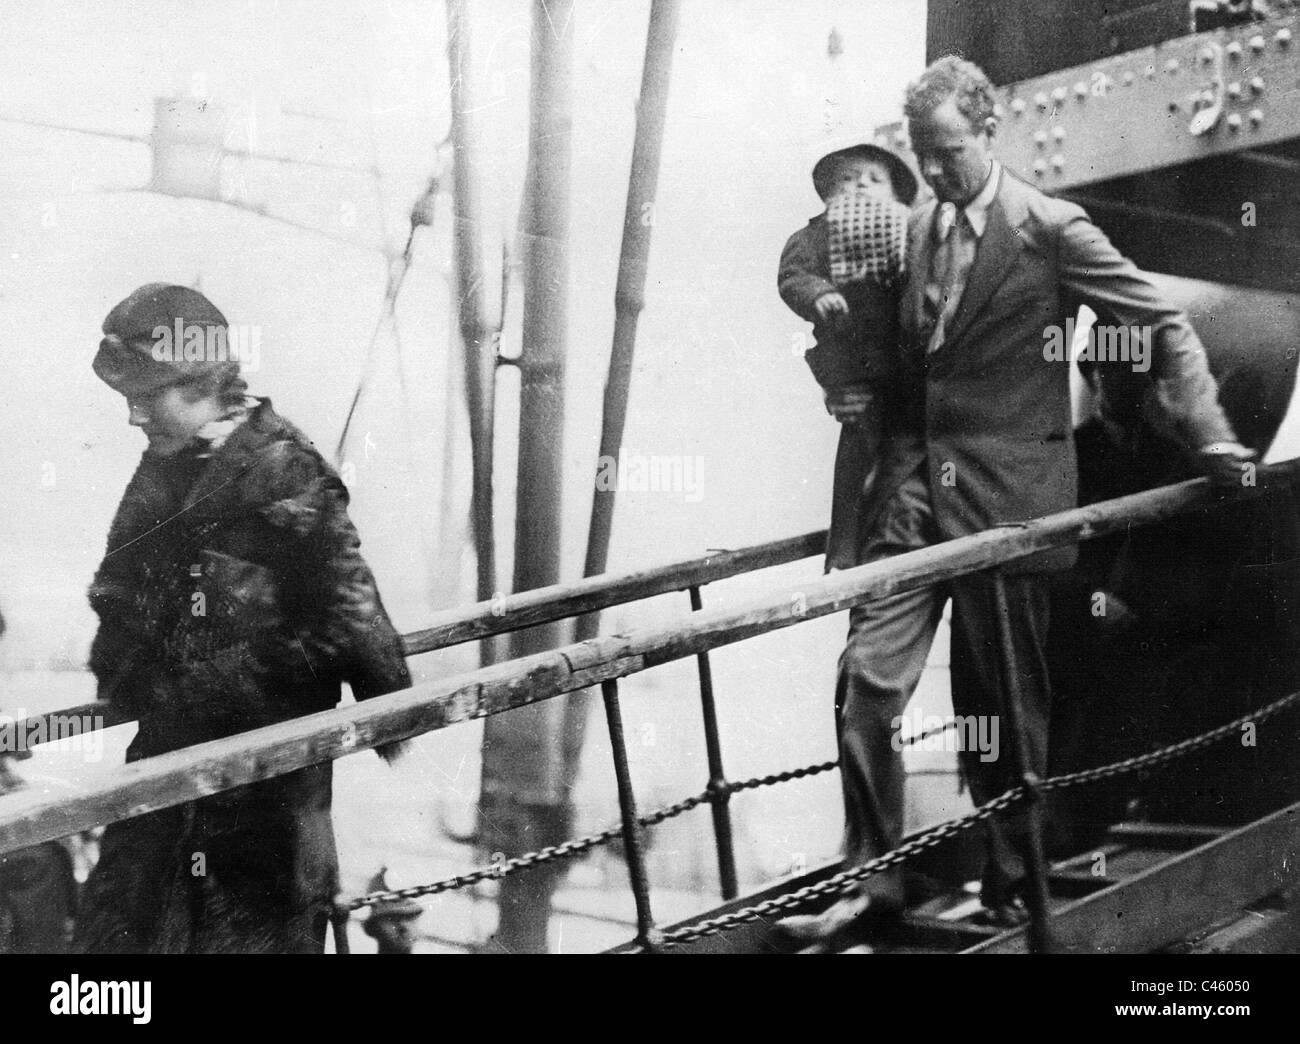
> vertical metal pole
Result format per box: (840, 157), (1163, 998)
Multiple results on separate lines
(989, 571), (1055, 954)
(446, 0), (504, 667)
(601, 679), (660, 952)
(576, 0), (682, 642)
(478, 0), (575, 954)
(330, 901), (352, 955)
(688, 585), (739, 899)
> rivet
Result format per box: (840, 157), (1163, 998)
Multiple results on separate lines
(893, 131), (908, 147)
(1199, 47), (1215, 64)
(1011, 97), (1026, 115)
(1279, 28), (1293, 46)
(1249, 107), (1264, 125)
(1165, 58), (1180, 73)
(1226, 40), (1243, 59)
(1227, 81), (1242, 98)
(1249, 34), (1266, 52)
(1144, 64), (1156, 79)
(1051, 85), (1067, 103)
(1123, 70), (1135, 85)
(1035, 91), (1049, 109)
(1250, 76), (1265, 93)
(1033, 129), (1048, 147)
(1032, 158), (1046, 176)
(1050, 153), (1065, 171)
(1227, 113), (1243, 130)
(1052, 125), (1067, 142)
(1073, 80), (1087, 98)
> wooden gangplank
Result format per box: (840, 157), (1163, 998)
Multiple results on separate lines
(632, 802), (1300, 954)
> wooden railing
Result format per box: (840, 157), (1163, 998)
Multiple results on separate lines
(2, 461), (1294, 861)
(15, 529), (827, 735)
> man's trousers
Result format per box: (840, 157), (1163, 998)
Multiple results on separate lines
(836, 464), (1053, 907)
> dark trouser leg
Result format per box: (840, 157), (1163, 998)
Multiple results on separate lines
(949, 573), (1053, 905)
(72, 807), (186, 953)
(835, 468), (944, 907)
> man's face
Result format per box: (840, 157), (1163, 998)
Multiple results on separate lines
(908, 95), (995, 206)
(827, 157), (898, 203)
(126, 383), (221, 457)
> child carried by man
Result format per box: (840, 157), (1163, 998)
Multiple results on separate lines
(778, 142), (918, 569)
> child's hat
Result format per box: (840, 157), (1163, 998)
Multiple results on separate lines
(811, 141), (919, 206)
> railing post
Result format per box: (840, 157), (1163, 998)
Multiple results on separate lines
(600, 678), (661, 951)
(989, 571), (1056, 954)
(330, 900), (352, 955)
(688, 585), (740, 900)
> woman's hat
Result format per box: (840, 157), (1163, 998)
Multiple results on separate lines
(92, 283), (236, 397)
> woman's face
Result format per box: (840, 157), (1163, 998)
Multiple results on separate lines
(126, 384), (222, 456)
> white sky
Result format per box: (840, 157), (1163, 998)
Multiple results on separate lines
(0, 0), (928, 670)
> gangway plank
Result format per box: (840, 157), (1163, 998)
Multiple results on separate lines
(628, 803), (1300, 954)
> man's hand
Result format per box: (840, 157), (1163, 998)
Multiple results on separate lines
(1198, 441), (1257, 487)
(813, 291), (849, 322)
(824, 384), (874, 426)
(377, 738), (416, 767)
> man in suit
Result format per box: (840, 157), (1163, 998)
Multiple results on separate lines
(780, 55), (1255, 944)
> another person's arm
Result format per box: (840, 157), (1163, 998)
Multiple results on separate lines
(1056, 206), (1254, 485)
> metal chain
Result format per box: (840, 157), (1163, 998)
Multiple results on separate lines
(721, 759), (838, 796)
(346, 761), (839, 911)
(902, 717), (957, 747)
(658, 788), (1025, 946)
(347, 690), (1300, 920)
(657, 688), (1300, 948)
(346, 792), (710, 911)
(1040, 688), (1300, 792)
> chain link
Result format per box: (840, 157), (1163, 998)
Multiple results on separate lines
(347, 690), (1300, 928)
(345, 761), (839, 911)
(659, 788), (1024, 946)
(720, 759), (838, 796)
(1040, 689), (1300, 792)
(657, 689), (1300, 948)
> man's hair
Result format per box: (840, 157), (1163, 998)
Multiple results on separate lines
(903, 55), (997, 132)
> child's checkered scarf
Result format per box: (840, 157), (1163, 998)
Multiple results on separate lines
(827, 191), (910, 286)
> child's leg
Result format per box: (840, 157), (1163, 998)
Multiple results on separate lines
(826, 390), (884, 571)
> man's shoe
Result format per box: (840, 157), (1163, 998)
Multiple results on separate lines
(775, 892), (884, 943)
(973, 896), (1030, 929)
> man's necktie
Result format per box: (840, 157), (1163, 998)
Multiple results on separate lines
(923, 202), (961, 354)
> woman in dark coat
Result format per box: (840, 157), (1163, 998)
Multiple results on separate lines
(74, 284), (413, 953)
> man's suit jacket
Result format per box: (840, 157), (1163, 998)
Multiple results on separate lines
(862, 166), (1236, 574)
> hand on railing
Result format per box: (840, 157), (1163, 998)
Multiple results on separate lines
(1198, 441), (1258, 487)
(376, 738), (416, 768)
